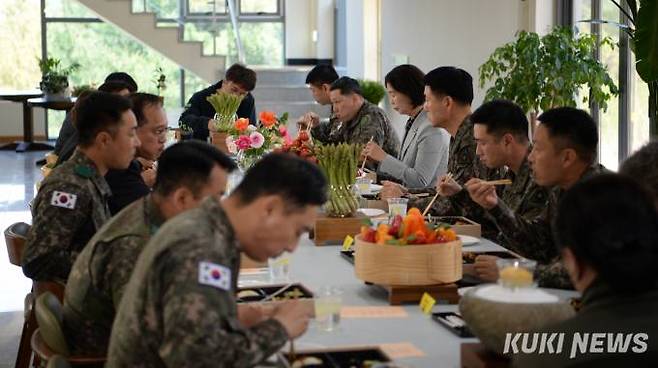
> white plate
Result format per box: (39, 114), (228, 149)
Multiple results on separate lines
(358, 208), (386, 217)
(459, 235), (480, 246)
(356, 184), (383, 196)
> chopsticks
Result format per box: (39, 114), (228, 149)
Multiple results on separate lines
(422, 172), (453, 217)
(360, 136), (375, 171)
(288, 339), (296, 362)
(481, 179), (512, 186)
(260, 283), (293, 302)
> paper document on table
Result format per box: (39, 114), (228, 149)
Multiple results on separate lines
(340, 306), (408, 318)
(379, 342), (426, 359)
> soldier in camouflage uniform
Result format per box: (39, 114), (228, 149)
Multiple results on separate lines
(22, 92), (140, 283)
(462, 100), (549, 249)
(63, 142), (236, 355)
(107, 153), (328, 367)
(468, 107), (607, 289)
(310, 77), (400, 159)
(380, 67), (500, 238)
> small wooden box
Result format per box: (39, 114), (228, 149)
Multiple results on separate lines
(431, 216), (481, 238)
(313, 213), (367, 246)
(354, 235), (462, 285)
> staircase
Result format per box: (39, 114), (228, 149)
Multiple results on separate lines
(76, 0), (225, 84)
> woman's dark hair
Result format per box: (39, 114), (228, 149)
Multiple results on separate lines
(155, 141), (236, 197)
(554, 174), (658, 293)
(233, 153), (327, 209)
(73, 91), (132, 147)
(384, 64), (425, 107)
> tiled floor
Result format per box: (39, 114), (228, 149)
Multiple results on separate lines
(0, 149), (44, 368)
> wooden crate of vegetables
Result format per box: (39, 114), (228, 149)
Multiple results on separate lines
(355, 208), (462, 286)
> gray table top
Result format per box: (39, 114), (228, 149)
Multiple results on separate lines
(244, 236), (578, 368)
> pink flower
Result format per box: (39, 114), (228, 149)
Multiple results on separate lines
(279, 125), (288, 136)
(249, 132), (265, 148)
(225, 135), (238, 154)
(235, 135), (252, 150)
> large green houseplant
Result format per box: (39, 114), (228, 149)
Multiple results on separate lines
(479, 27), (619, 124)
(580, 0), (658, 136)
(38, 57), (80, 99)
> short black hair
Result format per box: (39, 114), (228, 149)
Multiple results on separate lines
(384, 64), (425, 107)
(73, 91), (132, 147)
(130, 93), (164, 128)
(154, 141), (237, 197)
(233, 153), (327, 209)
(330, 77), (363, 97)
(471, 99), (529, 141)
(423, 66), (473, 105)
(555, 174), (658, 293)
(537, 107), (598, 164)
(305, 64), (339, 86)
(620, 141), (658, 204)
(105, 72), (138, 93)
(225, 63), (257, 91)
(98, 81), (131, 94)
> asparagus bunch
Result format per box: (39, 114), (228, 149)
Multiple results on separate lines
(206, 91), (244, 131)
(315, 143), (363, 217)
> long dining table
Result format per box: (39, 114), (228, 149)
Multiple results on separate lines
(243, 235), (579, 368)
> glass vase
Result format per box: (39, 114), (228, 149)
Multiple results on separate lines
(324, 185), (358, 218)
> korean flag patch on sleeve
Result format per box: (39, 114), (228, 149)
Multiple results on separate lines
(50, 191), (77, 209)
(198, 261), (231, 291)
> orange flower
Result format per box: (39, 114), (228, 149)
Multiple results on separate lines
(234, 118), (249, 132)
(259, 111), (277, 128)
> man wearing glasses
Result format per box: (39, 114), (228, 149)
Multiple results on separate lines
(105, 93), (168, 214)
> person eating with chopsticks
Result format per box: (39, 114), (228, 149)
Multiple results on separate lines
(461, 100), (550, 250)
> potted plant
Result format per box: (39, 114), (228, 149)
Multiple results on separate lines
(479, 27), (619, 127)
(38, 57), (80, 100)
(580, 0), (658, 137)
(358, 79), (386, 105)
(206, 91), (245, 153)
(153, 66), (167, 96)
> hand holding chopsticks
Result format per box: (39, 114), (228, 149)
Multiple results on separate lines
(422, 172), (454, 216)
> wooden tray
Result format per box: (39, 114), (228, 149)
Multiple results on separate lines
(313, 213), (367, 246)
(278, 346), (391, 368)
(354, 235), (462, 285)
(237, 283), (315, 315)
(383, 283), (459, 305)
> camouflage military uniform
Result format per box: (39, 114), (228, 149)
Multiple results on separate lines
(488, 164), (608, 287)
(63, 195), (166, 355)
(410, 117), (501, 239)
(22, 150), (112, 282)
(312, 101), (400, 158)
(489, 150), (550, 247)
(107, 196), (288, 367)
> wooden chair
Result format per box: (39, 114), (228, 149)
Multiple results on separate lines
(4, 222), (29, 266)
(31, 292), (105, 367)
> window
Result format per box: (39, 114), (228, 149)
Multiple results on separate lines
(598, 1), (620, 170)
(239, 0), (279, 15)
(187, 0), (226, 15)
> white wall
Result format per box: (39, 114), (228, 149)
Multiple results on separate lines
(379, 0), (549, 136)
(345, 0), (365, 78)
(0, 101), (46, 139)
(285, 0), (335, 61)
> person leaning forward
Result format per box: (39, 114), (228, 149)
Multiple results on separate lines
(107, 153), (327, 367)
(63, 141), (237, 356)
(22, 92), (140, 283)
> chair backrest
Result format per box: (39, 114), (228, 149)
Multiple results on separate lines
(34, 292), (70, 356)
(47, 355), (71, 368)
(4, 222), (30, 266)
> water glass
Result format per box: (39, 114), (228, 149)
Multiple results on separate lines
(387, 198), (408, 217)
(268, 252), (290, 283)
(496, 258), (537, 289)
(314, 286), (342, 332)
(356, 177), (373, 195)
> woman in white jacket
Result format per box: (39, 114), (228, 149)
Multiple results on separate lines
(363, 64), (449, 187)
